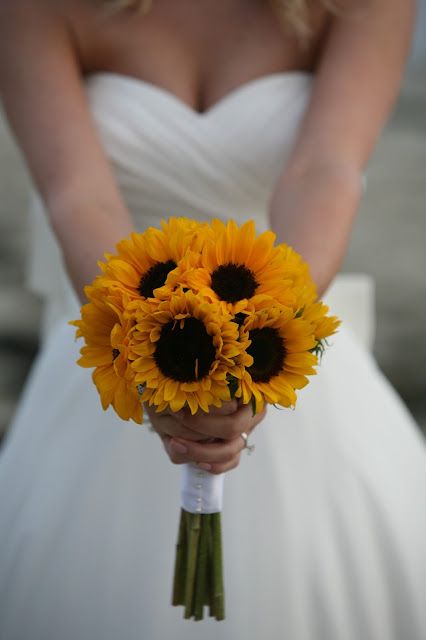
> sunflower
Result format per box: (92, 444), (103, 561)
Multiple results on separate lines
(302, 301), (341, 341)
(182, 219), (309, 313)
(235, 306), (318, 413)
(70, 284), (142, 423)
(129, 290), (242, 414)
(98, 217), (210, 301)
(275, 243), (318, 310)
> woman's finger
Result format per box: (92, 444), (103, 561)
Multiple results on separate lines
(162, 434), (244, 474)
(180, 403), (267, 440)
(167, 433), (246, 465)
(203, 452), (242, 475)
(145, 410), (210, 442)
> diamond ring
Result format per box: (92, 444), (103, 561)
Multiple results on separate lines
(240, 431), (255, 454)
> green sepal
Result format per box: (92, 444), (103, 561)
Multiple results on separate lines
(310, 338), (329, 362)
(227, 374), (239, 399)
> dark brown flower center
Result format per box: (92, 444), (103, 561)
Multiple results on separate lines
(154, 317), (216, 382)
(211, 263), (258, 303)
(234, 312), (247, 326)
(138, 260), (177, 298)
(246, 327), (286, 382)
(112, 348), (120, 361)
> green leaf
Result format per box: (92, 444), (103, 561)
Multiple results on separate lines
(227, 374), (239, 399)
(310, 338), (330, 362)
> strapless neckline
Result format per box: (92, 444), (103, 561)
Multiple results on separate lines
(86, 70), (312, 118)
(79, 67), (313, 235)
(31, 67), (314, 323)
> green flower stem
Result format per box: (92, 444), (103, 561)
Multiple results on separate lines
(172, 509), (225, 621)
(204, 517), (213, 606)
(193, 513), (210, 620)
(172, 509), (188, 606)
(210, 512), (225, 621)
(183, 511), (201, 619)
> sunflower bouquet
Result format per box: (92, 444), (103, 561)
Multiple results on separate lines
(71, 217), (339, 621)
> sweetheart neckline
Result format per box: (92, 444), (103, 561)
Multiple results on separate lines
(85, 70), (312, 118)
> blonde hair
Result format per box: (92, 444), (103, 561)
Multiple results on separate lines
(102, 0), (338, 39)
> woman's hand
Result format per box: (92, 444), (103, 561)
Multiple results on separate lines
(145, 400), (266, 474)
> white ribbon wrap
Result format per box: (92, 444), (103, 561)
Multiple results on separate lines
(181, 463), (225, 514)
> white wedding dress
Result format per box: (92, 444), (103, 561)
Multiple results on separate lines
(1, 72), (426, 640)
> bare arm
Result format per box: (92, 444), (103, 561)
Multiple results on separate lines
(270, 0), (417, 295)
(0, 1), (133, 300)
(0, 1), (258, 472)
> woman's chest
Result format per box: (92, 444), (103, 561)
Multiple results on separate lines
(69, 0), (327, 113)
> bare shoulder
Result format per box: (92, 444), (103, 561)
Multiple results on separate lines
(0, 0), (92, 21)
(0, 0), (67, 30)
(0, 0), (120, 215)
(319, 0), (416, 78)
(0, 1), (71, 73)
(289, 0), (417, 173)
(0, 0), (94, 53)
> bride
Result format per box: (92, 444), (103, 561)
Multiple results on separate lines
(1, 1), (425, 638)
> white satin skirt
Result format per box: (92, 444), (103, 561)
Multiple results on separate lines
(0, 309), (425, 640)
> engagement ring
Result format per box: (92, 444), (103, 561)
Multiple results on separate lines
(240, 432), (255, 455)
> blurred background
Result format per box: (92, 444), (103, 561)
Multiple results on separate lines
(0, 4), (425, 439)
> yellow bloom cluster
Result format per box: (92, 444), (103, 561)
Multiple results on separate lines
(71, 217), (340, 422)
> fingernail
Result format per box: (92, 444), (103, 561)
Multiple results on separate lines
(171, 440), (188, 454)
(197, 463), (212, 471)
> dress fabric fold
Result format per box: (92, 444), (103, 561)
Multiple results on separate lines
(0, 71), (425, 640)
